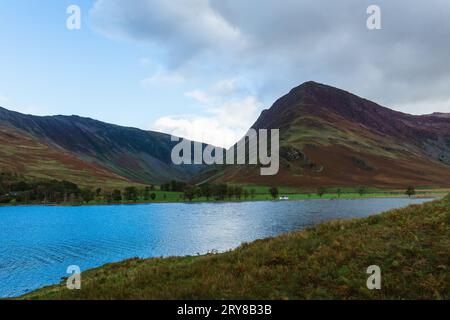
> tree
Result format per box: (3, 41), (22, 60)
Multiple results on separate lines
(250, 189), (256, 199)
(227, 186), (235, 200)
(358, 186), (367, 197)
(123, 187), (138, 202)
(337, 188), (342, 198)
(150, 193), (157, 201)
(214, 184), (228, 200)
(269, 187), (279, 200)
(243, 189), (249, 200)
(95, 188), (102, 197)
(317, 187), (326, 198)
(81, 188), (94, 203)
(112, 189), (122, 202)
(171, 180), (187, 192)
(405, 186), (416, 198)
(235, 186), (243, 200)
(69, 193), (77, 204)
(200, 184), (212, 201)
(143, 186), (151, 201)
(103, 191), (113, 204)
(184, 186), (196, 202)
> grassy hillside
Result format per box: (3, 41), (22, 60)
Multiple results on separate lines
(0, 107), (203, 184)
(22, 195), (449, 300)
(0, 124), (132, 188)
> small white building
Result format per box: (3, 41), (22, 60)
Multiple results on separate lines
(279, 196), (289, 200)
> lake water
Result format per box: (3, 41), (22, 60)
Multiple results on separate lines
(0, 198), (431, 297)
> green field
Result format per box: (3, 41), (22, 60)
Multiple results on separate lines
(21, 195), (450, 300)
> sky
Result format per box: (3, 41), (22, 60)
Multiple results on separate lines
(1, 0), (450, 148)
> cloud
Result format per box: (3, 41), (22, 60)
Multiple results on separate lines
(154, 116), (241, 148)
(141, 69), (185, 87)
(185, 79), (241, 105)
(185, 90), (212, 105)
(153, 79), (261, 148)
(90, 0), (450, 117)
(90, 0), (245, 67)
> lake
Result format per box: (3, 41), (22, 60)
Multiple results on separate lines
(0, 198), (431, 297)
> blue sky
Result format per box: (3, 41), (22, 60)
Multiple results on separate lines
(0, 0), (269, 147)
(1, 1), (450, 147)
(0, 1), (207, 133)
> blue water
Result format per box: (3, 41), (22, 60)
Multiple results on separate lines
(0, 198), (431, 297)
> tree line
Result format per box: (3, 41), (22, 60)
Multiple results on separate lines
(0, 171), (418, 205)
(182, 184), (258, 202)
(0, 172), (83, 204)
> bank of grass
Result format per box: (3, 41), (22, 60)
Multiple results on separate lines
(22, 195), (450, 300)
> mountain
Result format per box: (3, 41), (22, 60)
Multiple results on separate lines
(209, 81), (450, 188)
(0, 123), (131, 187)
(2, 82), (450, 189)
(0, 107), (202, 185)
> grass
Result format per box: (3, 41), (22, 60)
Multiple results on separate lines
(284, 119), (398, 158)
(21, 195), (450, 300)
(0, 128), (133, 189)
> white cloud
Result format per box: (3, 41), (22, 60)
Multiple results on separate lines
(154, 116), (242, 148)
(207, 96), (260, 129)
(153, 79), (261, 148)
(141, 70), (185, 87)
(91, 0), (450, 115)
(185, 90), (212, 105)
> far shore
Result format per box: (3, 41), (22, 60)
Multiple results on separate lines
(0, 192), (443, 208)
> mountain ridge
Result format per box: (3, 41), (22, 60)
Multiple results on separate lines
(1, 81), (450, 188)
(0, 106), (203, 185)
(211, 81), (450, 188)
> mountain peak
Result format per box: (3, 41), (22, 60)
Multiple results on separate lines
(270, 81), (372, 116)
(296, 80), (322, 88)
(288, 81), (330, 94)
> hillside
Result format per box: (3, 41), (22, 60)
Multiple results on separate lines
(0, 124), (131, 187)
(0, 107), (202, 184)
(2, 82), (450, 188)
(211, 82), (450, 188)
(22, 195), (450, 300)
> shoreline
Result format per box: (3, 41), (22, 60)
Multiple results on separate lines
(0, 193), (443, 208)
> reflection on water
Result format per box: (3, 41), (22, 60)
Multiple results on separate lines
(0, 198), (431, 297)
